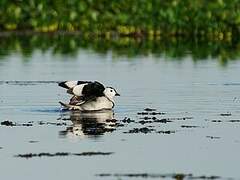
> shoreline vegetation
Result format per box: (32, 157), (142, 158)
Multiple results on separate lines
(1, 1), (240, 65)
(1, 1), (240, 40)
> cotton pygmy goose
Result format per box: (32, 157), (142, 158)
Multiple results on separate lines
(58, 81), (120, 111)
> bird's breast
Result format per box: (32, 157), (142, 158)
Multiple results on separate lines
(80, 96), (114, 111)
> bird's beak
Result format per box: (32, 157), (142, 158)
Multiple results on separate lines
(115, 93), (120, 96)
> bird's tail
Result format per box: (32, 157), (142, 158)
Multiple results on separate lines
(58, 81), (69, 89)
(59, 101), (82, 110)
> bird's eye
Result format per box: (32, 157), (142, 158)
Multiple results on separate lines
(110, 90), (113, 92)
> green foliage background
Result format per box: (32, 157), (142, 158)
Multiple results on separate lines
(1, 0), (240, 38)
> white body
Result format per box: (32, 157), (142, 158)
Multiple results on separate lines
(63, 96), (114, 111)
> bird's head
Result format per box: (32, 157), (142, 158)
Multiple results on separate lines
(104, 87), (120, 100)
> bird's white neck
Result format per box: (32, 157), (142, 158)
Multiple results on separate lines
(105, 95), (114, 103)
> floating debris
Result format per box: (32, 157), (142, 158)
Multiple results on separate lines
(124, 127), (155, 134)
(137, 112), (166, 115)
(38, 121), (67, 126)
(170, 117), (193, 121)
(228, 120), (240, 123)
(1, 120), (16, 126)
(96, 173), (220, 179)
(29, 141), (39, 143)
(139, 120), (153, 125)
(211, 120), (222, 123)
(21, 123), (33, 127)
(181, 125), (200, 128)
(3, 81), (58, 86)
(149, 112), (166, 115)
(137, 112), (149, 115)
(140, 116), (152, 120)
(206, 136), (221, 139)
(157, 130), (176, 134)
(15, 152), (113, 159)
(153, 119), (172, 123)
(121, 117), (135, 123)
(1, 120), (68, 127)
(220, 113), (232, 116)
(144, 108), (157, 112)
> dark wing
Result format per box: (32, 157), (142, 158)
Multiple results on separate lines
(58, 81), (91, 89)
(66, 81), (105, 106)
(82, 81), (105, 98)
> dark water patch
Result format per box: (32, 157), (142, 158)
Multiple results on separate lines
(21, 123), (33, 127)
(137, 112), (149, 115)
(15, 152), (113, 159)
(220, 113), (232, 116)
(38, 121), (67, 126)
(124, 127), (155, 134)
(29, 141), (39, 143)
(1, 120), (33, 127)
(1, 120), (67, 127)
(144, 108), (157, 112)
(150, 112), (166, 115)
(211, 120), (222, 123)
(139, 120), (153, 125)
(138, 112), (166, 115)
(153, 118), (172, 123)
(121, 117), (135, 123)
(171, 117), (194, 121)
(206, 136), (221, 139)
(96, 173), (221, 179)
(223, 83), (240, 86)
(228, 120), (240, 123)
(0, 147), (2, 149)
(1, 81), (59, 86)
(1, 120), (16, 126)
(138, 108), (166, 115)
(138, 117), (172, 123)
(142, 117), (193, 123)
(157, 130), (176, 134)
(181, 125), (200, 128)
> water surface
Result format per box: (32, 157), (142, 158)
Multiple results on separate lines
(0, 35), (240, 180)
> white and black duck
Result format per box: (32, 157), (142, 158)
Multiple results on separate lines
(58, 81), (120, 111)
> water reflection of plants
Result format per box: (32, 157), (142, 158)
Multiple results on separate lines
(0, 33), (239, 65)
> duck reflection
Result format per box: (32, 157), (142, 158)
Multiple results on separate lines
(59, 110), (117, 138)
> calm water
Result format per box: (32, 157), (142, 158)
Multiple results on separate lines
(0, 35), (240, 180)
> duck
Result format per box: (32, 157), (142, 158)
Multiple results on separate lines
(58, 81), (120, 111)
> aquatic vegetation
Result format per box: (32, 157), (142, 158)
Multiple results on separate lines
(0, 0), (240, 39)
(15, 152), (114, 158)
